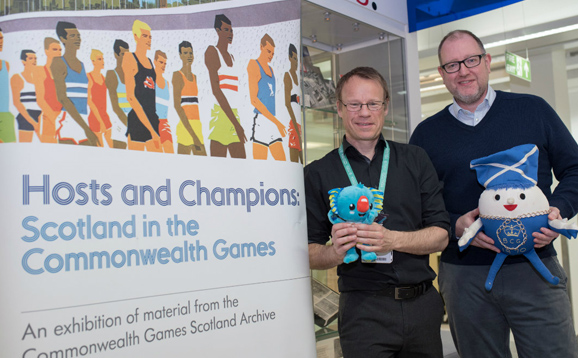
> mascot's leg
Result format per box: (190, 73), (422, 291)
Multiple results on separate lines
(344, 247), (359, 264)
(485, 253), (507, 291)
(360, 249), (377, 262)
(523, 251), (560, 286)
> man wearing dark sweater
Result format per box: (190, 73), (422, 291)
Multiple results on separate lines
(410, 30), (578, 358)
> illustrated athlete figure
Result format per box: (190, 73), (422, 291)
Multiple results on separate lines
(123, 20), (160, 152)
(34, 37), (63, 143)
(10, 50), (41, 142)
(173, 41), (206, 155)
(154, 50), (174, 154)
(247, 34), (286, 161)
(87, 49), (112, 148)
(105, 39), (130, 149)
(284, 43), (302, 163)
(205, 14), (246, 158)
(52, 21), (99, 146)
(0, 27), (16, 143)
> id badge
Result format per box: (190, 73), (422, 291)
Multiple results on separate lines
(362, 251), (393, 263)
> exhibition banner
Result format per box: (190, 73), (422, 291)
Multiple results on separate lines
(0, 0), (316, 356)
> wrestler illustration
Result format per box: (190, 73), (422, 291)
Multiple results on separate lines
(247, 34), (286, 161)
(10, 50), (41, 142)
(284, 43), (302, 163)
(0, 28), (17, 143)
(154, 50), (174, 153)
(34, 37), (63, 143)
(52, 21), (99, 146)
(123, 20), (160, 152)
(205, 14), (246, 158)
(87, 49), (112, 148)
(105, 39), (130, 149)
(173, 41), (206, 155)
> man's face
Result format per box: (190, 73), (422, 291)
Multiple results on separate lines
(46, 42), (62, 59)
(155, 56), (167, 73)
(63, 28), (81, 50)
(136, 29), (152, 50)
(115, 46), (129, 63)
(438, 34), (491, 109)
(337, 76), (387, 146)
(289, 51), (298, 69)
(261, 42), (274, 63)
(180, 46), (193, 65)
(24, 53), (37, 67)
(217, 22), (233, 44)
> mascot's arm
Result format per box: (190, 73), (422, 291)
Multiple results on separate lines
(548, 219), (578, 239)
(458, 218), (483, 251)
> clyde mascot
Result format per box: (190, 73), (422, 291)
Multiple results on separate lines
(459, 144), (578, 291)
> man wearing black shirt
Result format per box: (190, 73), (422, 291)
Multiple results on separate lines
(305, 67), (450, 358)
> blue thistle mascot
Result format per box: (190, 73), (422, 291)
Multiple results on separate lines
(459, 144), (578, 291)
(328, 183), (384, 264)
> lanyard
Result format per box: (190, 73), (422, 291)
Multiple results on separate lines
(338, 140), (390, 194)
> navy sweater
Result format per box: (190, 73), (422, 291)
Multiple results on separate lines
(410, 91), (578, 265)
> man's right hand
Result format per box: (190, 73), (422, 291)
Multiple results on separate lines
(330, 222), (359, 259)
(456, 208), (500, 253)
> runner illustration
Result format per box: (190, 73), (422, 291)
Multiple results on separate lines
(123, 20), (160, 152)
(52, 21), (99, 146)
(154, 50), (174, 153)
(247, 33), (286, 161)
(10, 50), (41, 143)
(173, 41), (206, 155)
(0, 27), (16, 143)
(87, 49), (112, 148)
(284, 43), (302, 163)
(205, 14), (246, 158)
(105, 39), (130, 149)
(34, 37), (63, 143)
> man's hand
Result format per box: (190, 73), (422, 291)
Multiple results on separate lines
(533, 206), (561, 248)
(353, 223), (394, 254)
(457, 208), (500, 253)
(330, 222), (358, 259)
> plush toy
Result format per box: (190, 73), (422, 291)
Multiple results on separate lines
(328, 183), (384, 264)
(459, 144), (578, 291)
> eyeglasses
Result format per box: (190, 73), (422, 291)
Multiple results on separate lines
(440, 54), (486, 74)
(340, 101), (385, 112)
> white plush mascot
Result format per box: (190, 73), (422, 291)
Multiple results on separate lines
(459, 144), (578, 291)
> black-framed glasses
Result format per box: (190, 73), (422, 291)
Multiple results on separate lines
(341, 101), (385, 112)
(441, 54), (486, 73)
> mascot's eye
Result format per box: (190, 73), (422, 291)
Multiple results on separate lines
(370, 204), (373, 210)
(520, 193), (526, 200)
(349, 204), (355, 210)
(494, 194), (501, 201)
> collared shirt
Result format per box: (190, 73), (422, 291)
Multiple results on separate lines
(304, 135), (450, 290)
(450, 86), (496, 126)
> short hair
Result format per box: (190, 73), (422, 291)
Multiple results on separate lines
(20, 49), (35, 61)
(90, 49), (103, 61)
(113, 39), (129, 56)
(178, 41), (193, 54)
(44, 37), (59, 50)
(132, 20), (151, 38)
(260, 34), (275, 48)
(154, 50), (166, 61)
(288, 43), (297, 58)
(335, 66), (390, 104)
(56, 21), (77, 41)
(214, 14), (231, 30)
(438, 30), (485, 64)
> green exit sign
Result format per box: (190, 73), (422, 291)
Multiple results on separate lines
(505, 51), (531, 82)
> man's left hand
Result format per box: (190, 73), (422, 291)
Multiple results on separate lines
(353, 223), (395, 253)
(533, 206), (561, 248)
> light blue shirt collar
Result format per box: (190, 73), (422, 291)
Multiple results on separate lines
(450, 86), (496, 126)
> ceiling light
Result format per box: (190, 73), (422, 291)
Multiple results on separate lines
(310, 35), (317, 43)
(378, 32), (386, 41)
(324, 11), (330, 21)
(353, 23), (360, 32)
(336, 43), (343, 51)
(485, 24), (578, 49)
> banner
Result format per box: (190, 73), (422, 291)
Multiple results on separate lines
(0, 1), (315, 356)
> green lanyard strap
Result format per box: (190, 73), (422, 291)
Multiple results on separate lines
(338, 140), (390, 194)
